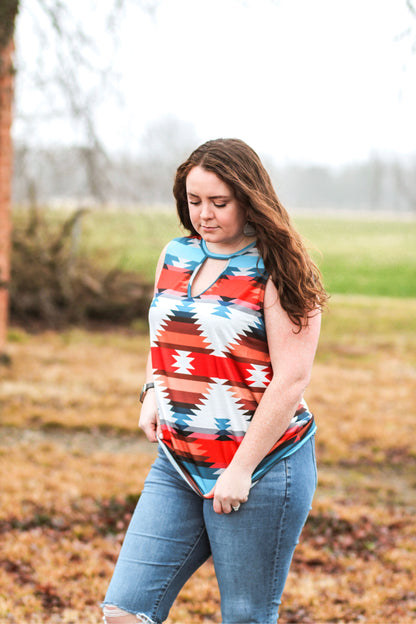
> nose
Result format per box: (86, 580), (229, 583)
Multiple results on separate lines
(200, 202), (214, 220)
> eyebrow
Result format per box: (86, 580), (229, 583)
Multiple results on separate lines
(187, 192), (231, 200)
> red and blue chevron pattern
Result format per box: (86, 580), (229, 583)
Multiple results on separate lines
(149, 237), (316, 497)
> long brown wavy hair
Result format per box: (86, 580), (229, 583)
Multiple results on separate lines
(173, 138), (328, 330)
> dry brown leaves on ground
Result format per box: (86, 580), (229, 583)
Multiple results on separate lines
(1, 297), (416, 623)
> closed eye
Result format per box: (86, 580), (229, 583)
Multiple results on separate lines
(187, 195), (228, 208)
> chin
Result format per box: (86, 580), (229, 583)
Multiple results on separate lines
(199, 231), (219, 240)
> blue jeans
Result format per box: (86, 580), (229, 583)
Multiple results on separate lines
(102, 436), (317, 624)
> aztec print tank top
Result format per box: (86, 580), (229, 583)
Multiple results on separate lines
(148, 236), (316, 497)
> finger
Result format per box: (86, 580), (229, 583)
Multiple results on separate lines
(213, 497), (224, 515)
(141, 421), (157, 443)
(149, 431), (158, 443)
(214, 496), (236, 515)
(146, 428), (157, 443)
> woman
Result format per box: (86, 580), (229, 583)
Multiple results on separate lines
(102, 138), (327, 624)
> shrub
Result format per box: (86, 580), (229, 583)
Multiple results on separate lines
(10, 209), (153, 328)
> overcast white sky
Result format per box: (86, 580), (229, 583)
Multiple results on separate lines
(14, 0), (416, 166)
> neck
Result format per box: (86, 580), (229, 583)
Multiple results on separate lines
(202, 237), (256, 259)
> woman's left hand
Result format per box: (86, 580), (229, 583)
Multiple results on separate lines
(209, 464), (252, 514)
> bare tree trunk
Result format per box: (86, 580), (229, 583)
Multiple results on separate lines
(0, 38), (14, 361)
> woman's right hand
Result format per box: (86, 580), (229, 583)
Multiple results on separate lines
(138, 390), (161, 443)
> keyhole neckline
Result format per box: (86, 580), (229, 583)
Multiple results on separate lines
(201, 238), (256, 260)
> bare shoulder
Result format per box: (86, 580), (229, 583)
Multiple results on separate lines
(154, 242), (170, 288)
(263, 278), (321, 342)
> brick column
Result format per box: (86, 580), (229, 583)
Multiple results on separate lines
(0, 38), (14, 357)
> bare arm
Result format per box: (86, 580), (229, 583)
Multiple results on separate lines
(138, 244), (168, 443)
(211, 278), (321, 513)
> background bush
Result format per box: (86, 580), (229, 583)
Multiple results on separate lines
(11, 208), (153, 328)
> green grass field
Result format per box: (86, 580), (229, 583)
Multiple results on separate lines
(298, 216), (416, 298)
(75, 209), (416, 298)
(13, 207), (416, 298)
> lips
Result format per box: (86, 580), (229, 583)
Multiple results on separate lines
(201, 225), (218, 232)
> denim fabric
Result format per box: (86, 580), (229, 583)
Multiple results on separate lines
(102, 436), (317, 624)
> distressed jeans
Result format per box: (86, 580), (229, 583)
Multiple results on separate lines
(102, 436), (317, 624)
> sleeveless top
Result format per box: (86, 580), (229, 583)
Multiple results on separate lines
(148, 236), (316, 497)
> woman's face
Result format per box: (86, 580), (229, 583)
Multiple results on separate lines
(185, 166), (248, 253)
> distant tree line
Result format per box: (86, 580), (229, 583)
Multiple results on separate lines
(273, 156), (416, 213)
(13, 137), (416, 213)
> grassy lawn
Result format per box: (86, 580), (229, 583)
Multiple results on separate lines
(297, 216), (416, 297)
(75, 209), (416, 297)
(13, 207), (416, 298)
(78, 209), (181, 280)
